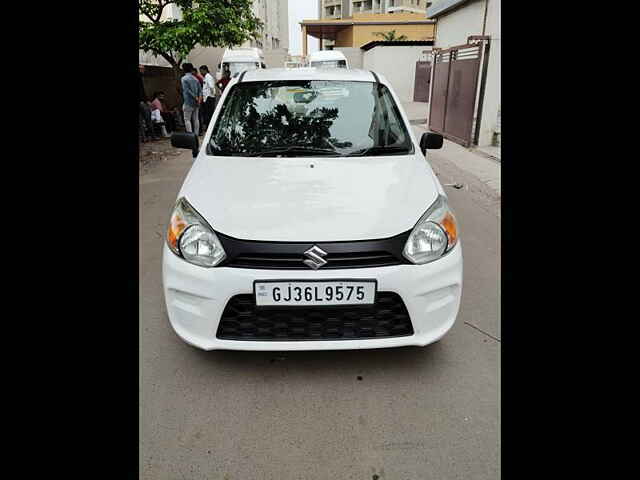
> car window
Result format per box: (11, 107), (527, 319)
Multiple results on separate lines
(208, 80), (413, 157)
(310, 60), (347, 68)
(223, 62), (260, 76)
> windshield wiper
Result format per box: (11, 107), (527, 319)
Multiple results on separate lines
(347, 145), (412, 156)
(207, 143), (248, 156)
(247, 146), (342, 157)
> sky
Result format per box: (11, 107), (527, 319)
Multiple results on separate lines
(288, 0), (319, 56)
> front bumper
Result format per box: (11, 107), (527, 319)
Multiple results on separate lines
(161, 243), (463, 351)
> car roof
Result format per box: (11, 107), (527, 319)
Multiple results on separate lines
(223, 56), (261, 63)
(241, 68), (379, 84)
(222, 48), (263, 62)
(223, 47), (263, 57)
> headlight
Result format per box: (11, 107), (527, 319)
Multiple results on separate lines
(166, 197), (226, 267)
(403, 195), (459, 265)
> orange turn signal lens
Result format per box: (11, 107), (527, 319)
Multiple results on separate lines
(167, 213), (188, 253)
(441, 211), (458, 249)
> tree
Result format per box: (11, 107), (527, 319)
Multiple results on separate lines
(373, 30), (409, 41)
(139, 0), (263, 78)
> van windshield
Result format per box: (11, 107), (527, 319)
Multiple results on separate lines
(224, 62), (260, 76)
(310, 60), (347, 68)
(208, 80), (413, 157)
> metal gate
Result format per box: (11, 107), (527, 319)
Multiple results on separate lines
(413, 61), (431, 103)
(428, 42), (483, 147)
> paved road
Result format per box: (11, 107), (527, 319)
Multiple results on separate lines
(140, 135), (500, 479)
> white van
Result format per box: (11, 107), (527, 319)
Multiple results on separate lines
(308, 50), (349, 69)
(285, 61), (304, 69)
(217, 48), (266, 80)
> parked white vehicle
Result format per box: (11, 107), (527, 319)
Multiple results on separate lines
(216, 48), (265, 80)
(308, 50), (348, 68)
(164, 68), (462, 351)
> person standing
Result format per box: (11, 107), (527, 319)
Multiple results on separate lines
(193, 67), (204, 135)
(180, 63), (202, 135)
(216, 67), (231, 95)
(199, 65), (216, 130)
(192, 66), (206, 134)
(193, 67), (204, 86)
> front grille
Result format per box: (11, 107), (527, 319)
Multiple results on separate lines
(231, 251), (399, 269)
(217, 231), (411, 270)
(216, 292), (414, 341)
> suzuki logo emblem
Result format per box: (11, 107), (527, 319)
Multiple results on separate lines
(303, 245), (328, 270)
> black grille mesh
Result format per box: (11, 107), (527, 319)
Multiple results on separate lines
(230, 251), (400, 269)
(216, 231), (412, 270)
(216, 292), (414, 340)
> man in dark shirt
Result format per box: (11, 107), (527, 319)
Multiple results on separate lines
(216, 67), (231, 107)
(199, 65), (216, 132)
(216, 67), (231, 95)
(192, 65), (206, 135)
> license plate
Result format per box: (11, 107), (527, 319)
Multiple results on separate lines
(254, 280), (377, 307)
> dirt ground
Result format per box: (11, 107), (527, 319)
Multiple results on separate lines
(139, 138), (184, 176)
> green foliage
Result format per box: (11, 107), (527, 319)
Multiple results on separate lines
(373, 30), (409, 42)
(139, 0), (263, 69)
(210, 82), (343, 155)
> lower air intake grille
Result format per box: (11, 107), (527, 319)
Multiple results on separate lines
(216, 292), (414, 341)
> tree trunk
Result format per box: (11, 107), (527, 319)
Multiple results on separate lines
(159, 53), (183, 107)
(172, 65), (183, 107)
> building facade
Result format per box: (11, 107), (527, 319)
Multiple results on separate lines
(319, 0), (432, 20)
(247, 0), (289, 51)
(301, 12), (435, 54)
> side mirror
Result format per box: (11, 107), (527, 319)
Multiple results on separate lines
(420, 132), (443, 154)
(171, 132), (199, 158)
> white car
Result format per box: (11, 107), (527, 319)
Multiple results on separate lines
(164, 68), (462, 351)
(308, 50), (349, 68)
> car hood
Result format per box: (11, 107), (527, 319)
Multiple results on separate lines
(179, 154), (440, 242)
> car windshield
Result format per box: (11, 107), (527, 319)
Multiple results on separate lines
(224, 62), (260, 76)
(310, 60), (347, 68)
(208, 80), (413, 157)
